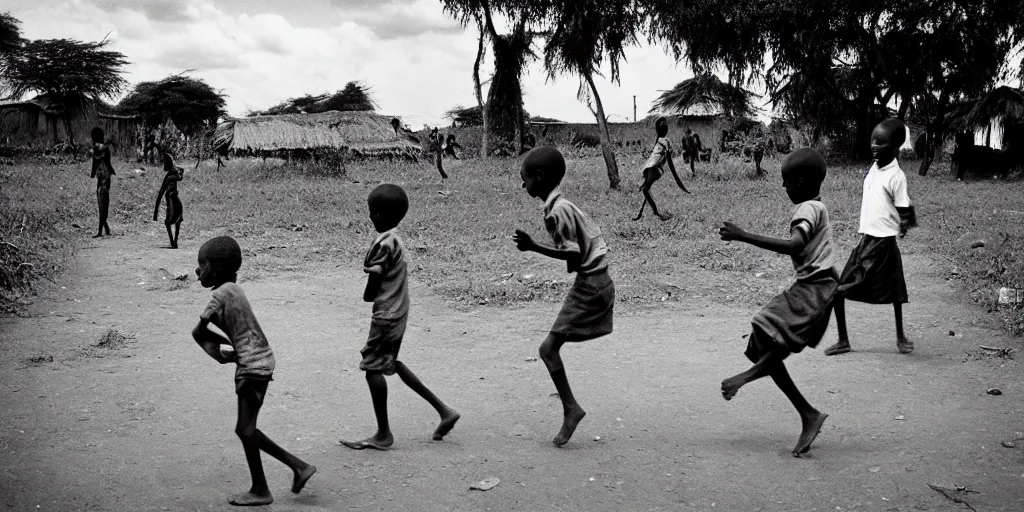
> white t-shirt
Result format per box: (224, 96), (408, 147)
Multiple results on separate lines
(858, 159), (911, 238)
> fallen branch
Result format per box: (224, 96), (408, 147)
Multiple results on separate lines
(0, 241), (19, 253)
(927, 484), (976, 512)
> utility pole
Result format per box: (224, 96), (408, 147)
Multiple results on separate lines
(633, 95), (637, 122)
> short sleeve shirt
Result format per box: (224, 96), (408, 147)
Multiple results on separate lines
(200, 282), (276, 379)
(543, 191), (609, 275)
(790, 199), (836, 280)
(643, 137), (672, 170)
(858, 159), (911, 237)
(364, 229), (410, 320)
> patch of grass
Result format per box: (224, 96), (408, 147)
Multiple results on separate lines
(2, 152), (1022, 336)
(94, 328), (135, 349)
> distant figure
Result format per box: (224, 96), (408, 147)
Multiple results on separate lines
(154, 150), (184, 248)
(390, 118), (401, 136)
(88, 127), (115, 238)
(143, 128), (158, 164)
(717, 147), (837, 457)
(340, 184), (460, 451)
(428, 127), (448, 179)
(513, 147), (615, 446)
(682, 130), (703, 176)
(523, 130), (536, 151)
(191, 236), (317, 506)
(444, 133), (463, 159)
(635, 117), (689, 221)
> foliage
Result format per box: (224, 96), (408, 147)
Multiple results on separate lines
(0, 12), (22, 58)
(2, 38), (128, 101)
(649, 73), (757, 119)
(252, 81), (377, 116)
(117, 74), (226, 135)
(446, 104), (483, 125)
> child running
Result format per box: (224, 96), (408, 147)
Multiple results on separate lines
(191, 236), (316, 506)
(513, 147), (615, 446)
(717, 147), (836, 457)
(153, 149), (184, 249)
(634, 117), (689, 221)
(88, 127), (115, 238)
(340, 184), (460, 451)
(824, 118), (915, 356)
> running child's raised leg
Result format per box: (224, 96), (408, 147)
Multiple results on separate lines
(768, 362), (827, 457)
(721, 341), (778, 400)
(231, 392), (273, 506)
(824, 297), (851, 356)
(538, 334), (586, 446)
(394, 361), (460, 440)
(340, 371), (394, 450)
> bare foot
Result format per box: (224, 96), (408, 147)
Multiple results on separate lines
(823, 341), (851, 356)
(657, 212), (673, 221)
(339, 434), (393, 451)
(721, 375), (746, 400)
(553, 404), (586, 446)
(792, 411), (828, 457)
(432, 410), (460, 441)
(92, 233), (103, 238)
(291, 464), (316, 493)
(632, 213), (643, 221)
(896, 337), (913, 354)
(228, 490), (273, 506)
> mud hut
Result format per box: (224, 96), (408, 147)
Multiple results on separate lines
(214, 110), (420, 160)
(0, 93), (140, 155)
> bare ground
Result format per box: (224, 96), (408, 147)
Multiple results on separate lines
(1, 223), (1022, 511)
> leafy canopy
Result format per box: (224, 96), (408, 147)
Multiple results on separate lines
(118, 74), (227, 134)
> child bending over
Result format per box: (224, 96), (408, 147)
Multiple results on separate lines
(192, 236), (316, 506)
(340, 184), (460, 450)
(513, 147), (616, 446)
(718, 148), (836, 457)
(153, 149), (184, 248)
(635, 117), (689, 221)
(824, 118), (916, 356)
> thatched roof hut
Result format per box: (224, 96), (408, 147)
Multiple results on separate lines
(214, 111), (420, 158)
(0, 93), (140, 155)
(950, 86), (1024, 150)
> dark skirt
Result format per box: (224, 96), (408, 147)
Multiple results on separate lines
(164, 192), (183, 224)
(551, 270), (615, 341)
(837, 235), (908, 304)
(360, 317), (407, 375)
(641, 166), (663, 184)
(235, 376), (271, 405)
(745, 269), (838, 362)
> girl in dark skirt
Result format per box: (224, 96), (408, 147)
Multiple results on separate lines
(154, 150), (184, 248)
(514, 146), (614, 447)
(824, 119), (916, 356)
(717, 147), (836, 457)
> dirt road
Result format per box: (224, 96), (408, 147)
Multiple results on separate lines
(1, 225), (1022, 511)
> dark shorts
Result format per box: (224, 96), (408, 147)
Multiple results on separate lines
(360, 317), (407, 375)
(551, 269), (615, 342)
(642, 166), (663, 183)
(165, 193), (183, 224)
(96, 176), (111, 192)
(745, 269), (838, 363)
(235, 376), (271, 406)
(838, 235), (908, 304)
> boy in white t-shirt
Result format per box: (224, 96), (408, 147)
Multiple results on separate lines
(824, 118), (916, 356)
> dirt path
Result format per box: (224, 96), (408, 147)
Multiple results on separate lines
(1, 225), (1022, 511)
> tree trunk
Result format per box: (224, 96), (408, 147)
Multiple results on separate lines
(851, 89), (874, 160)
(473, 17), (488, 159)
(896, 93), (911, 119)
(585, 73), (620, 189)
(513, 99), (522, 156)
(918, 88), (949, 176)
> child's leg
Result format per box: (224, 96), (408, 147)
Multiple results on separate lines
(99, 185), (111, 235)
(340, 371), (394, 450)
(435, 153), (448, 179)
(394, 361), (460, 440)
(173, 221), (181, 248)
(823, 297), (851, 356)
(768, 361), (827, 457)
(894, 303), (913, 353)
(721, 342), (779, 400)
(93, 187), (106, 238)
(538, 334), (586, 446)
(231, 391), (273, 506)
(164, 223), (175, 247)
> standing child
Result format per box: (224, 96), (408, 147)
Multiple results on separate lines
(340, 184), (460, 451)
(824, 118), (915, 356)
(88, 127), (115, 238)
(513, 147), (615, 446)
(191, 236), (316, 506)
(428, 127), (448, 179)
(634, 117), (689, 221)
(153, 149), (184, 248)
(717, 147), (836, 457)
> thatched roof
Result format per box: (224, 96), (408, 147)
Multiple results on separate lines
(953, 86), (1024, 131)
(214, 110), (420, 157)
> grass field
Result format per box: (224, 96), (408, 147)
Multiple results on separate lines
(2, 150), (1022, 334)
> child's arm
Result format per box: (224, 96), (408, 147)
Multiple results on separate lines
(896, 206), (914, 238)
(363, 268), (383, 302)
(192, 319), (236, 364)
(664, 149), (691, 194)
(719, 221), (806, 256)
(153, 180), (168, 221)
(513, 229), (583, 272)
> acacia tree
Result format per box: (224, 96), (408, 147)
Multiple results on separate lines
(254, 81), (376, 116)
(0, 12), (23, 97)
(2, 37), (128, 146)
(118, 74), (226, 137)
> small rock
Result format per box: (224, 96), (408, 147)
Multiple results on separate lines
(970, 240), (986, 249)
(470, 477), (500, 491)
(522, 274), (534, 280)
(593, 436), (601, 441)
(894, 415), (906, 420)
(987, 388), (1002, 396)
(869, 467), (881, 473)
(948, 330), (955, 336)
(1003, 440), (1015, 448)
(71, 223), (82, 229)
(524, 357), (537, 362)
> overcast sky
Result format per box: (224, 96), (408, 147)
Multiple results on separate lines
(6, 0), (722, 127)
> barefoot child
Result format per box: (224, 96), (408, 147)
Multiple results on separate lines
(88, 127), (115, 238)
(513, 147), (615, 446)
(191, 236), (316, 506)
(717, 147), (836, 457)
(153, 149), (184, 248)
(823, 118), (915, 356)
(635, 117), (689, 221)
(340, 184), (460, 451)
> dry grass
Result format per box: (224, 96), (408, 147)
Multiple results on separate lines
(2, 151), (1022, 335)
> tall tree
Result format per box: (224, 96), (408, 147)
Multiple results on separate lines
(541, 0), (643, 189)
(2, 37), (128, 146)
(0, 12), (23, 98)
(118, 74), (226, 136)
(254, 81), (376, 116)
(473, 14), (489, 158)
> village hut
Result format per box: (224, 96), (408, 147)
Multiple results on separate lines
(955, 86), (1024, 150)
(0, 93), (140, 155)
(213, 110), (421, 160)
